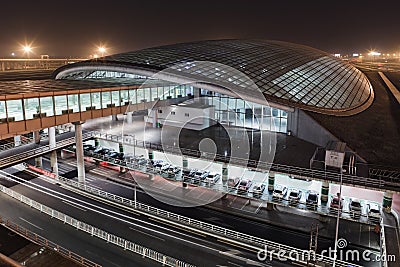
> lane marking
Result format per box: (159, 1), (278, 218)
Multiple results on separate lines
(62, 200), (87, 211)
(19, 217), (43, 230)
(129, 227), (165, 241)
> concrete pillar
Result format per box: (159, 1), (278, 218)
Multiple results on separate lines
(148, 150), (154, 180)
(222, 163), (228, 184)
(50, 151), (58, 178)
(127, 112), (133, 124)
(48, 126), (56, 149)
(119, 143), (126, 173)
(383, 192), (393, 213)
(152, 109), (158, 128)
(33, 131), (41, 144)
(74, 122), (85, 183)
(182, 157), (188, 169)
(321, 181), (329, 202)
(112, 114), (118, 121)
(94, 138), (100, 147)
(35, 157), (43, 168)
(14, 135), (21, 147)
(268, 172), (275, 192)
(182, 157), (188, 188)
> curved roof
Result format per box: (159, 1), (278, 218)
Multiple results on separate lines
(54, 39), (374, 115)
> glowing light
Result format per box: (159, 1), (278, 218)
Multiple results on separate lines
(23, 45), (32, 53)
(368, 51), (381, 56)
(352, 53), (359, 57)
(98, 47), (106, 53)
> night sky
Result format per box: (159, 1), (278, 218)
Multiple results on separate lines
(1, 0), (400, 57)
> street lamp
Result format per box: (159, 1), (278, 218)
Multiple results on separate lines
(98, 46), (106, 57)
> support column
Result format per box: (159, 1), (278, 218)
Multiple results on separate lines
(35, 157), (43, 168)
(383, 192), (393, 213)
(119, 143), (126, 173)
(152, 109), (158, 128)
(14, 135), (21, 147)
(74, 122), (85, 183)
(127, 111), (133, 124)
(48, 126), (58, 178)
(321, 181), (329, 202)
(50, 151), (58, 178)
(148, 150), (154, 180)
(33, 130), (41, 144)
(222, 163), (228, 184)
(182, 156), (188, 188)
(48, 126), (56, 149)
(268, 172), (275, 192)
(94, 138), (100, 147)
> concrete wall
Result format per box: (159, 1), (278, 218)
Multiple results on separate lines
(287, 108), (339, 147)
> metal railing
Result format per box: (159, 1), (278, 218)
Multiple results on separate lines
(0, 182), (193, 267)
(0, 137), (35, 152)
(91, 131), (398, 191)
(52, 174), (361, 267)
(380, 217), (388, 267)
(0, 132), (95, 169)
(0, 215), (101, 267)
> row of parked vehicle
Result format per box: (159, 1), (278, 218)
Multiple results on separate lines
(182, 169), (221, 185)
(72, 144), (382, 223)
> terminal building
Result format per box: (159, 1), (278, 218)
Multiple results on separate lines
(0, 39), (398, 209)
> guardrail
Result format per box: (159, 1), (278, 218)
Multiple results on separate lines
(52, 173), (361, 267)
(0, 215), (101, 267)
(0, 180), (193, 267)
(0, 132), (95, 169)
(380, 217), (388, 267)
(0, 137), (35, 152)
(91, 131), (398, 191)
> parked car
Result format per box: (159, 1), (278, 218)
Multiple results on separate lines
(272, 185), (288, 200)
(367, 202), (381, 223)
(237, 179), (252, 193)
(165, 166), (181, 178)
(106, 151), (124, 159)
(288, 189), (302, 204)
(182, 168), (196, 182)
(204, 173), (221, 185)
(227, 177), (241, 188)
(253, 183), (266, 197)
(192, 170), (209, 183)
(330, 195), (344, 213)
(349, 199), (362, 218)
(83, 144), (96, 152)
(306, 191), (319, 209)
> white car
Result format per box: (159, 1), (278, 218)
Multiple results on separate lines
(272, 185), (288, 199)
(367, 202), (381, 223)
(349, 199), (362, 218)
(288, 189), (302, 204)
(204, 173), (221, 185)
(253, 183), (266, 197)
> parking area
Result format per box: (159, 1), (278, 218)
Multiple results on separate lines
(64, 139), (384, 225)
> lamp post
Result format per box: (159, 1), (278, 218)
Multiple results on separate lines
(98, 46), (106, 57)
(22, 45), (32, 69)
(332, 167), (343, 267)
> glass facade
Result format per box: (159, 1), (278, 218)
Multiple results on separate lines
(0, 79), (286, 133)
(204, 92), (287, 133)
(0, 84), (193, 123)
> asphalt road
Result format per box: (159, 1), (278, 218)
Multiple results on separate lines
(6, 158), (381, 267)
(1, 169), (295, 267)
